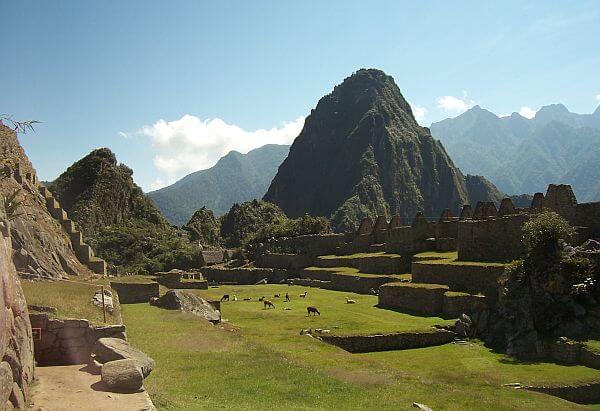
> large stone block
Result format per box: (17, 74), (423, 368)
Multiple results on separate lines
(93, 338), (155, 378)
(378, 282), (449, 315)
(101, 359), (144, 393)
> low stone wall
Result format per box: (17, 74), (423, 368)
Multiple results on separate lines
(575, 201), (600, 238)
(201, 267), (291, 285)
(581, 346), (600, 369)
(358, 255), (408, 274)
(110, 282), (159, 304)
(457, 215), (527, 262)
(321, 329), (455, 353)
(314, 257), (361, 269)
(301, 268), (334, 281)
(29, 313), (125, 365)
(442, 292), (487, 318)
(155, 272), (208, 289)
(523, 381), (600, 404)
(290, 278), (332, 288)
(411, 262), (506, 294)
(255, 253), (313, 270)
(378, 282), (449, 315)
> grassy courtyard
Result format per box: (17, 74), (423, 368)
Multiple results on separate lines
(120, 284), (600, 410)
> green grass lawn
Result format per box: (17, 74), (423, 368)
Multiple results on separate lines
(21, 279), (121, 325)
(121, 284), (600, 410)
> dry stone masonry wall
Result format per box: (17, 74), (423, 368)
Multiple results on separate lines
(0, 219), (34, 409)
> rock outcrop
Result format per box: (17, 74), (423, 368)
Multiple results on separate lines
(263, 69), (503, 231)
(150, 290), (221, 323)
(0, 218), (34, 409)
(0, 123), (93, 279)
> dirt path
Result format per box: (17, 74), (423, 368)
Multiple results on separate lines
(28, 364), (155, 411)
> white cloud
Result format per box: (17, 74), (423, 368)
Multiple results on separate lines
(118, 131), (129, 139)
(436, 95), (475, 114)
(518, 106), (537, 119)
(595, 94), (600, 103)
(139, 114), (304, 189)
(410, 104), (427, 125)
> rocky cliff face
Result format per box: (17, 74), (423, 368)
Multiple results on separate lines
(49, 148), (167, 238)
(0, 218), (35, 409)
(0, 124), (92, 279)
(264, 69), (502, 231)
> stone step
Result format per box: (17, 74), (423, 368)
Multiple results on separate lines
(61, 219), (77, 234)
(75, 243), (93, 264)
(70, 231), (83, 247)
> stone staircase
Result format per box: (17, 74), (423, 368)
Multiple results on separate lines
(378, 257), (503, 318)
(39, 186), (106, 275)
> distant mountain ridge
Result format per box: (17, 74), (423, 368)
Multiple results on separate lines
(430, 104), (600, 201)
(264, 68), (504, 231)
(148, 144), (290, 225)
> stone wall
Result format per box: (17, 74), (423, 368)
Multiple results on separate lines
(0, 219), (34, 409)
(442, 292), (487, 318)
(412, 261), (506, 294)
(110, 282), (159, 304)
(378, 282), (449, 315)
(155, 271), (208, 289)
(457, 214), (528, 262)
(29, 312), (125, 365)
(575, 201), (600, 239)
(325, 273), (401, 295)
(320, 329), (455, 353)
(201, 267), (291, 285)
(255, 253), (313, 270)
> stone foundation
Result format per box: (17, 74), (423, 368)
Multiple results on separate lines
(523, 381), (600, 405)
(321, 329), (455, 353)
(29, 312), (126, 365)
(155, 271), (208, 289)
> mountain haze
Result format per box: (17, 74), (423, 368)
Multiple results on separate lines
(148, 144), (290, 226)
(430, 104), (600, 201)
(264, 69), (503, 231)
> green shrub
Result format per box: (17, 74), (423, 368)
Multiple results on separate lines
(522, 211), (571, 259)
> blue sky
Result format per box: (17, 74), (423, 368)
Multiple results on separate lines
(1, 1), (599, 191)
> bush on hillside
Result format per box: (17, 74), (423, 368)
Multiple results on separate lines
(219, 200), (286, 247)
(88, 219), (202, 274)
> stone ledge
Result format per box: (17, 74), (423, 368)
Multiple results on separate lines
(321, 329), (455, 353)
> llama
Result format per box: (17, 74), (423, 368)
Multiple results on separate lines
(307, 306), (320, 316)
(299, 291), (307, 298)
(346, 297), (356, 304)
(263, 300), (275, 309)
(220, 294), (229, 302)
(274, 293), (280, 298)
(233, 295), (238, 301)
(285, 293), (290, 302)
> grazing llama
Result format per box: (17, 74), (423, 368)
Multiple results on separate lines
(220, 294), (229, 302)
(263, 300), (275, 309)
(307, 306), (320, 316)
(299, 291), (307, 298)
(346, 297), (356, 304)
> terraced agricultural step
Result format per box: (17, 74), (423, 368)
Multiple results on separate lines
(314, 253), (407, 274)
(88, 257), (107, 275)
(411, 261), (506, 294)
(379, 282), (449, 315)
